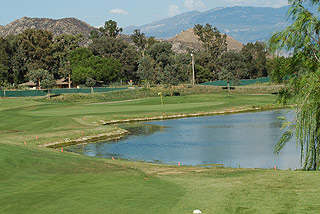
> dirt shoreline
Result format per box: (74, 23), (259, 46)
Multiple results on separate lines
(101, 105), (289, 125)
(42, 129), (129, 148)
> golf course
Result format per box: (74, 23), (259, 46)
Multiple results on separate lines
(1, 86), (320, 213)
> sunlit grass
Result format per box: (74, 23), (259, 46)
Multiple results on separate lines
(1, 90), (319, 213)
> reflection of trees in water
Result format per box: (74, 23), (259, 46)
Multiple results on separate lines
(93, 143), (105, 157)
(68, 123), (166, 156)
(85, 143), (105, 157)
(142, 124), (165, 135)
(86, 124), (167, 158)
(124, 124), (167, 137)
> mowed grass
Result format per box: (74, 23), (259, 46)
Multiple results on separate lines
(0, 93), (277, 146)
(0, 143), (185, 214)
(1, 91), (320, 213)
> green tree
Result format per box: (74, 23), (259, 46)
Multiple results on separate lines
(72, 66), (93, 85)
(175, 53), (191, 83)
(145, 41), (188, 86)
(52, 34), (83, 88)
(194, 24), (227, 59)
(269, 56), (295, 83)
(69, 47), (122, 85)
(146, 42), (174, 68)
(0, 37), (10, 86)
(41, 77), (56, 89)
(131, 29), (147, 56)
(192, 24), (228, 84)
(92, 57), (122, 83)
(194, 64), (211, 84)
(68, 48), (93, 67)
(216, 52), (248, 82)
(137, 56), (155, 88)
(99, 20), (123, 38)
(4, 34), (24, 84)
(89, 30), (100, 40)
(134, 40), (190, 86)
(89, 36), (138, 82)
(85, 77), (96, 87)
(194, 52), (217, 82)
(269, 0), (320, 170)
(241, 42), (269, 78)
(27, 69), (54, 89)
(146, 36), (158, 48)
(160, 65), (180, 96)
(17, 29), (54, 72)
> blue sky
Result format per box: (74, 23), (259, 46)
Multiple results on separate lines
(1, 0), (289, 27)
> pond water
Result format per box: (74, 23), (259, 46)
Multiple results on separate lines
(67, 110), (301, 169)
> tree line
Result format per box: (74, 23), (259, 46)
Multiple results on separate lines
(0, 20), (275, 89)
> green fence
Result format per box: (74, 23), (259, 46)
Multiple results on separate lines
(201, 77), (271, 87)
(0, 87), (129, 97)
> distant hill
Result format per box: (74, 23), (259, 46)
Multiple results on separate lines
(169, 28), (243, 53)
(123, 6), (292, 43)
(0, 16), (241, 53)
(0, 17), (96, 39)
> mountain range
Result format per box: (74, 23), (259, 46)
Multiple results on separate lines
(0, 17), (95, 39)
(0, 6), (293, 45)
(0, 15), (244, 52)
(123, 6), (292, 43)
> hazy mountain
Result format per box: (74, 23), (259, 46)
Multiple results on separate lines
(123, 6), (292, 43)
(0, 17), (96, 38)
(0, 16), (243, 53)
(169, 28), (243, 53)
(125, 10), (202, 40)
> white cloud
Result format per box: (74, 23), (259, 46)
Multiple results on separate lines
(109, 9), (129, 15)
(184, 0), (206, 11)
(168, 5), (180, 16)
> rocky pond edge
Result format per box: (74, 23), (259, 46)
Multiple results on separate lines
(100, 105), (290, 125)
(41, 129), (129, 148)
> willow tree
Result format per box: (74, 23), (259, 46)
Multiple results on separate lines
(269, 0), (320, 170)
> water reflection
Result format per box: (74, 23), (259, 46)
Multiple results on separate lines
(67, 110), (300, 169)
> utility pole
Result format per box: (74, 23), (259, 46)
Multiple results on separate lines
(191, 51), (195, 85)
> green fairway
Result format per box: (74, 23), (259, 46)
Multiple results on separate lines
(0, 93), (277, 146)
(0, 143), (185, 214)
(1, 90), (320, 213)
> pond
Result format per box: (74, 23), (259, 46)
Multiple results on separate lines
(67, 110), (301, 169)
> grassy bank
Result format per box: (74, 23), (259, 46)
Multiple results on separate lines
(1, 88), (320, 213)
(1, 142), (320, 214)
(0, 92), (278, 146)
(41, 85), (283, 103)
